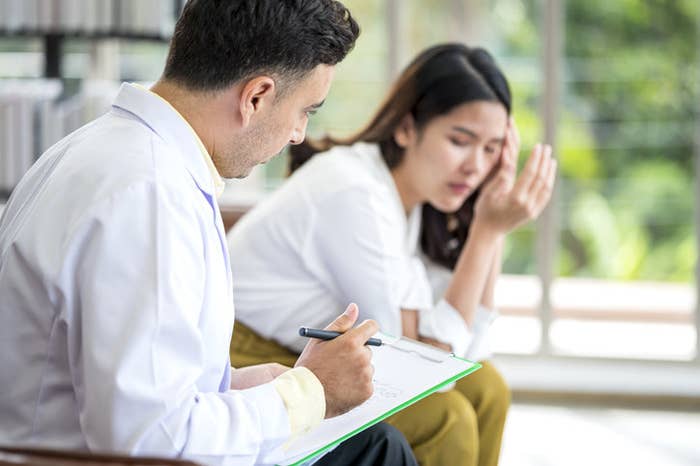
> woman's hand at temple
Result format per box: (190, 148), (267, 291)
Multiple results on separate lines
(473, 119), (557, 237)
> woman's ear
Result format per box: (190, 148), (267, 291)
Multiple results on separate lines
(393, 114), (417, 148)
(238, 76), (276, 127)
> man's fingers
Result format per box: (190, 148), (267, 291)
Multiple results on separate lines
(324, 303), (359, 333)
(345, 319), (380, 346)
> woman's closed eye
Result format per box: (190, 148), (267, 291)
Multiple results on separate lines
(485, 144), (500, 155)
(449, 136), (471, 147)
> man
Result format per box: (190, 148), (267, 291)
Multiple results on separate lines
(0, 1), (417, 465)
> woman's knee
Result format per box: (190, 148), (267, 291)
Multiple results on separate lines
(386, 389), (479, 445)
(457, 361), (511, 413)
(422, 392), (479, 466)
(449, 392), (479, 433)
(480, 362), (511, 411)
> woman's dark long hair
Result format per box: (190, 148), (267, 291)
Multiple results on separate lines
(289, 43), (512, 269)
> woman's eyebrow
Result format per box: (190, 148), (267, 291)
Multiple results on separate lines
(451, 126), (478, 138)
(451, 126), (505, 144)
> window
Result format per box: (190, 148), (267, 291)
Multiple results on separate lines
(3, 1), (699, 383)
(251, 0), (700, 369)
(551, 0), (699, 361)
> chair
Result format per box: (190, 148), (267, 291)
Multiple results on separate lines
(0, 447), (201, 466)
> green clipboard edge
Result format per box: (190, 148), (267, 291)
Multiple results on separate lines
(283, 357), (482, 466)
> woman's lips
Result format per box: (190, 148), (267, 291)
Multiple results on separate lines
(448, 182), (471, 195)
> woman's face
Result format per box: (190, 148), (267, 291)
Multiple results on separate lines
(395, 100), (508, 213)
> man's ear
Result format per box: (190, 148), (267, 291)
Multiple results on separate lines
(393, 114), (417, 148)
(238, 76), (276, 127)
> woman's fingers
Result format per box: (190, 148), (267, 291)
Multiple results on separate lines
(526, 144), (552, 196)
(495, 121), (519, 192)
(510, 117), (520, 153)
(503, 126), (518, 170)
(478, 133), (556, 231)
(509, 117), (521, 162)
(532, 156), (558, 216)
(480, 167), (509, 198)
(511, 143), (544, 200)
(508, 143), (554, 220)
(500, 119), (510, 158)
(484, 126), (516, 195)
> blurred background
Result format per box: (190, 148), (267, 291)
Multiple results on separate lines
(1, 1), (699, 464)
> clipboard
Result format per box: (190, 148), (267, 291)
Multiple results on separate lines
(260, 332), (482, 466)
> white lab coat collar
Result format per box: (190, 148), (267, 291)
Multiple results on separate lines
(111, 83), (216, 200)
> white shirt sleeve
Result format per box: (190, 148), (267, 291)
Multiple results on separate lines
(418, 301), (498, 360)
(418, 299), (473, 357)
(70, 181), (290, 463)
(418, 258), (499, 360)
(465, 305), (499, 361)
(306, 185), (432, 337)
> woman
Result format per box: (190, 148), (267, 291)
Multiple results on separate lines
(227, 43), (556, 466)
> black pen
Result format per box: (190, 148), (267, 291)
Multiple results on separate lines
(299, 327), (383, 346)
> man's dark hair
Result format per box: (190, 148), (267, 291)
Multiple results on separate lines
(163, 0), (359, 92)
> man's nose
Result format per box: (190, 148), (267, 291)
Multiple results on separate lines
(289, 121), (308, 145)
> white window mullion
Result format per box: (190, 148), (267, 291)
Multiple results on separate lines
(385, 0), (402, 84)
(694, 5), (700, 364)
(537, 0), (563, 356)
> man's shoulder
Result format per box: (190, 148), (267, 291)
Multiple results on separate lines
(15, 112), (205, 237)
(59, 112), (192, 193)
(76, 111), (182, 169)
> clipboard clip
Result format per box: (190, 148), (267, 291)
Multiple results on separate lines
(375, 335), (453, 363)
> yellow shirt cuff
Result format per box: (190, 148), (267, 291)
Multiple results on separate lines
(273, 367), (326, 437)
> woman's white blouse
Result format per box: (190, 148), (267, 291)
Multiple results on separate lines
(228, 142), (495, 360)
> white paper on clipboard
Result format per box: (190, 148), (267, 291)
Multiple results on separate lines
(260, 332), (481, 466)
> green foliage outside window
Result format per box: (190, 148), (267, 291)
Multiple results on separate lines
(269, 0), (699, 283)
(554, 0), (698, 282)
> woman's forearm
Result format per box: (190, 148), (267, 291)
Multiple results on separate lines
(443, 221), (503, 327)
(401, 309), (419, 339)
(481, 236), (504, 309)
